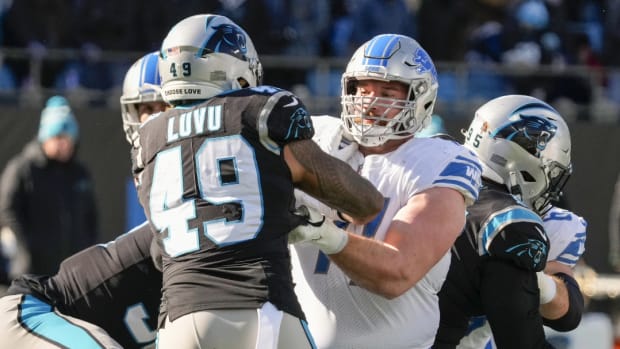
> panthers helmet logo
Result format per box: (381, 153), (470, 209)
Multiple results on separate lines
(492, 113), (558, 156)
(201, 24), (248, 61)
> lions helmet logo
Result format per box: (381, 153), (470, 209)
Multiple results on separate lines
(413, 48), (438, 84)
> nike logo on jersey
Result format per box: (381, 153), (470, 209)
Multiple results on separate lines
(283, 96), (299, 108)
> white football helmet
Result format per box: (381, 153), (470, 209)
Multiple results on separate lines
(341, 34), (439, 147)
(120, 51), (163, 147)
(463, 95), (572, 214)
(159, 14), (263, 105)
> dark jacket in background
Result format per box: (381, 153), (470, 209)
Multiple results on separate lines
(0, 139), (98, 276)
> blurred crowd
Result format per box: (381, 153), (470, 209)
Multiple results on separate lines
(0, 0), (618, 116)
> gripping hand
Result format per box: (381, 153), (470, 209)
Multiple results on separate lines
(289, 206), (348, 255)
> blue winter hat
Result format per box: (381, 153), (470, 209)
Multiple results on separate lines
(38, 95), (79, 142)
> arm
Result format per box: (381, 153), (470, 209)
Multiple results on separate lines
(538, 261), (584, 331)
(481, 259), (551, 349)
(538, 261), (571, 319)
(284, 139), (382, 224)
(330, 187), (466, 298)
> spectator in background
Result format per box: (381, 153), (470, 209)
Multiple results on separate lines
(0, 95), (99, 278)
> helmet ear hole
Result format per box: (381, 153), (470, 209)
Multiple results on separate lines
(237, 77), (249, 88)
(520, 171), (536, 182)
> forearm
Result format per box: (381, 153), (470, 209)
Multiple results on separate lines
(542, 272), (584, 331)
(287, 141), (382, 223)
(329, 233), (416, 298)
(482, 260), (551, 349)
(539, 274), (569, 319)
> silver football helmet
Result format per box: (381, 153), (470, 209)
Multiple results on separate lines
(159, 14), (263, 105)
(463, 95), (572, 214)
(341, 34), (439, 147)
(120, 51), (163, 147)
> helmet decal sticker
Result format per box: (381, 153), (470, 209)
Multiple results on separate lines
(362, 35), (400, 67)
(412, 48), (438, 84)
(492, 113), (558, 156)
(200, 24), (248, 61)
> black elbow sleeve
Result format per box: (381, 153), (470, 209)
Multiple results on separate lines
(543, 272), (584, 331)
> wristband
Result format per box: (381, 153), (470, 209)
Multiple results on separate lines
(537, 271), (557, 304)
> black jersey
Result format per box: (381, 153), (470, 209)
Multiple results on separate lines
(435, 180), (552, 348)
(134, 86), (313, 325)
(6, 222), (161, 349)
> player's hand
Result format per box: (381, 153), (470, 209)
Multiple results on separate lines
(332, 141), (358, 162)
(537, 271), (557, 304)
(289, 205), (348, 255)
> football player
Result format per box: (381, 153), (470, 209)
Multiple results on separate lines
(0, 51), (168, 349)
(434, 95), (582, 349)
(133, 14), (383, 349)
(288, 34), (482, 348)
(456, 204), (587, 349)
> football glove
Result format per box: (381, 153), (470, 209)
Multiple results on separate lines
(289, 205), (348, 255)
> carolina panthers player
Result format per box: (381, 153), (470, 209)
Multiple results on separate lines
(457, 204), (587, 349)
(0, 52), (169, 349)
(434, 95), (581, 349)
(133, 14), (383, 349)
(288, 34), (482, 349)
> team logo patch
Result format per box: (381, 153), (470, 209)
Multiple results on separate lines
(505, 238), (548, 269)
(285, 108), (312, 140)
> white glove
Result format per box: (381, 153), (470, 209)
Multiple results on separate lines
(289, 206), (349, 255)
(332, 141), (358, 162)
(536, 271), (557, 304)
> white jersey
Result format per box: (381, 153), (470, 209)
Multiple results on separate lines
(457, 206), (588, 349)
(292, 116), (481, 349)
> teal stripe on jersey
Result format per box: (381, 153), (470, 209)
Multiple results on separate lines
(481, 206), (543, 253)
(19, 295), (104, 349)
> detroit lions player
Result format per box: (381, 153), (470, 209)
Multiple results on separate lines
(288, 34), (482, 349)
(133, 14), (383, 349)
(0, 52), (169, 349)
(434, 95), (579, 349)
(120, 51), (169, 149)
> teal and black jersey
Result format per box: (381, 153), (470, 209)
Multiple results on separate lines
(134, 86), (313, 325)
(435, 180), (552, 348)
(456, 180), (548, 271)
(6, 223), (161, 349)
